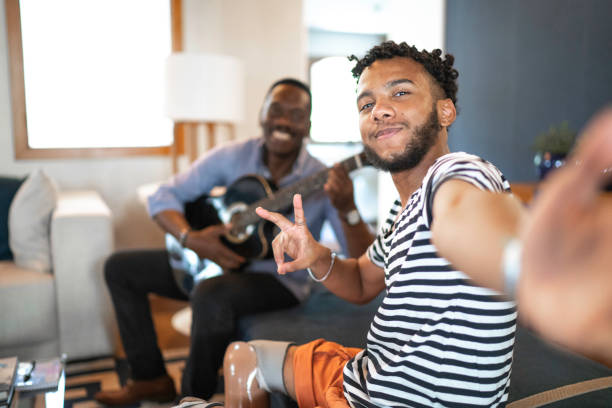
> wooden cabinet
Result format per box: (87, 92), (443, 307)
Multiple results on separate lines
(510, 182), (537, 204)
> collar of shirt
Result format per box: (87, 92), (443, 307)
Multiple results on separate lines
(254, 138), (311, 188)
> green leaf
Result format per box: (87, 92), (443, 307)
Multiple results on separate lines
(531, 121), (576, 154)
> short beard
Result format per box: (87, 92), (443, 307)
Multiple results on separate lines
(363, 107), (442, 173)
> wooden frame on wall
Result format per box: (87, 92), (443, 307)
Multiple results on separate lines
(5, 0), (183, 159)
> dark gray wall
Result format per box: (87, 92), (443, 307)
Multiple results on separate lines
(445, 0), (612, 181)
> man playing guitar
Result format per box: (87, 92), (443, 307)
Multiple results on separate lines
(95, 78), (374, 406)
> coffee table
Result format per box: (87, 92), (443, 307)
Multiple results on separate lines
(12, 368), (65, 408)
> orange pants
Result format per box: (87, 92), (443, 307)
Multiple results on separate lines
(292, 339), (362, 408)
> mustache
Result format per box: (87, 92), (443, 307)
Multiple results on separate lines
(369, 122), (409, 139)
(264, 123), (295, 134)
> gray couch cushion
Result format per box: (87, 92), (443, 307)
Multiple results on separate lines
(9, 169), (58, 273)
(237, 285), (384, 348)
(0, 261), (58, 347)
(508, 325), (612, 406)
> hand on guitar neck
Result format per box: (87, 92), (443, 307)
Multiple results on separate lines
(325, 163), (359, 216)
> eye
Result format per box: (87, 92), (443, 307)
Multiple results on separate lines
(289, 108), (307, 122)
(394, 90), (410, 97)
(268, 103), (283, 117)
(359, 102), (373, 112)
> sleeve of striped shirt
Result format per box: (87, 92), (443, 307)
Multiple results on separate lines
(423, 152), (510, 228)
(366, 199), (402, 268)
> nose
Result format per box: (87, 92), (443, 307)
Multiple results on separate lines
(272, 110), (296, 128)
(371, 100), (394, 121)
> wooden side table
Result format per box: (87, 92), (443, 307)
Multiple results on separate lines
(510, 182), (537, 204)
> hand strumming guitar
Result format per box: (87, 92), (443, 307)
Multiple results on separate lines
(185, 225), (246, 270)
(154, 209), (245, 271)
(255, 194), (329, 275)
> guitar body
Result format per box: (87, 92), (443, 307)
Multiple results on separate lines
(184, 175), (279, 259)
(169, 151), (369, 295)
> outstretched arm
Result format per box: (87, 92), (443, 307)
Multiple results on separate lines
(431, 181), (527, 294)
(433, 108), (612, 367)
(256, 194), (384, 304)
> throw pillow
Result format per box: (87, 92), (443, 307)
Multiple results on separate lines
(0, 175), (26, 260)
(8, 169), (58, 272)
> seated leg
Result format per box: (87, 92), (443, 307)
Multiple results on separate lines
(223, 341), (294, 408)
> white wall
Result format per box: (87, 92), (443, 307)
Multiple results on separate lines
(0, 0), (306, 249)
(182, 0), (307, 143)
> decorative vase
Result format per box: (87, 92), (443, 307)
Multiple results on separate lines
(534, 151), (566, 180)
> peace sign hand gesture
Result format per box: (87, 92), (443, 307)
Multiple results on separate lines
(255, 194), (328, 275)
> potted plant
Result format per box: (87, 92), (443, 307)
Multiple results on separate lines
(532, 121), (576, 180)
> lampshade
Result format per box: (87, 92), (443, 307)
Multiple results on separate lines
(164, 53), (245, 123)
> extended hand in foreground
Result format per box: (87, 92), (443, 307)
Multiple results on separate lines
(519, 108), (612, 366)
(255, 194), (327, 275)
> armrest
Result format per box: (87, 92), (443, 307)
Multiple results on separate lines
(51, 191), (117, 359)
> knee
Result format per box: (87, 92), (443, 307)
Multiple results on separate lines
(223, 340), (294, 407)
(190, 279), (233, 319)
(223, 342), (258, 396)
(192, 277), (231, 301)
(104, 252), (126, 285)
(224, 341), (258, 382)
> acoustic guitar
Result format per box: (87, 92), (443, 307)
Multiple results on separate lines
(167, 151), (369, 294)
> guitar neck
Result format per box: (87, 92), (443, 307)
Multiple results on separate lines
(236, 151), (368, 227)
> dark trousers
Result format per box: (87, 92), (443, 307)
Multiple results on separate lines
(104, 249), (299, 398)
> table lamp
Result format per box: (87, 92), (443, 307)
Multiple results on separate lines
(164, 53), (245, 171)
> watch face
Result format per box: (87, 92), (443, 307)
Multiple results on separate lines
(346, 209), (361, 225)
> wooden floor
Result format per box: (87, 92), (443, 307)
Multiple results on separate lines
(152, 295), (191, 350)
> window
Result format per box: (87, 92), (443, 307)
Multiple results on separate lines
(308, 28), (384, 144)
(6, 0), (181, 158)
(309, 56), (361, 143)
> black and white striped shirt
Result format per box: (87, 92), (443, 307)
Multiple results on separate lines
(343, 152), (517, 408)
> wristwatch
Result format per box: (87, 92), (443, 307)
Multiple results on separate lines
(179, 227), (191, 247)
(344, 209), (361, 226)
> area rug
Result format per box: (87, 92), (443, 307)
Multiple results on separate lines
(63, 347), (223, 408)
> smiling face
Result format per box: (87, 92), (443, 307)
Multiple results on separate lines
(356, 57), (447, 173)
(260, 83), (311, 157)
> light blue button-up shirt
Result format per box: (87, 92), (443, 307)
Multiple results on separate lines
(147, 137), (348, 301)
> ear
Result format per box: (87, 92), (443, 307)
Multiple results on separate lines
(437, 98), (456, 127)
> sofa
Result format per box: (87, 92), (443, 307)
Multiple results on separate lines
(169, 264), (612, 406)
(235, 284), (612, 407)
(0, 170), (117, 361)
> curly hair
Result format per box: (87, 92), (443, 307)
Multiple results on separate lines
(349, 41), (459, 106)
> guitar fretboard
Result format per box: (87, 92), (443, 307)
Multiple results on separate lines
(234, 151), (368, 229)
